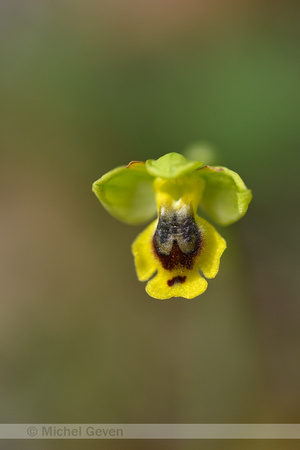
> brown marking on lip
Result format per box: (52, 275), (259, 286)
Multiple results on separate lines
(126, 161), (145, 168)
(167, 275), (186, 287)
(153, 237), (201, 271)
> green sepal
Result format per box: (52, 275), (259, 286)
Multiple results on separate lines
(92, 162), (157, 225)
(197, 166), (252, 226)
(146, 153), (203, 179)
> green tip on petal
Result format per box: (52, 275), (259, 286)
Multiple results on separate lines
(92, 162), (157, 225)
(146, 153), (203, 179)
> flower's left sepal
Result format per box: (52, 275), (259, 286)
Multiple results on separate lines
(92, 162), (156, 225)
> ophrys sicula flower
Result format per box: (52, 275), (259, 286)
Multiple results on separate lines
(92, 153), (252, 299)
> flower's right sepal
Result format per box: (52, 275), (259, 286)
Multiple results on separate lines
(197, 166), (252, 226)
(92, 162), (156, 225)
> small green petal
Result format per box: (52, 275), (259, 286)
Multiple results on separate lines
(146, 153), (203, 179)
(197, 166), (252, 226)
(92, 162), (156, 225)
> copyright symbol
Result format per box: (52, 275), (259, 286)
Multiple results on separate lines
(27, 426), (37, 436)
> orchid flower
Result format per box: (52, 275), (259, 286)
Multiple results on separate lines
(93, 153), (252, 299)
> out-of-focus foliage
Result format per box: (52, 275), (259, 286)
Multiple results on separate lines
(0, 1), (299, 449)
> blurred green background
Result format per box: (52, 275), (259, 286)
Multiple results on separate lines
(1, 1), (300, 449)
